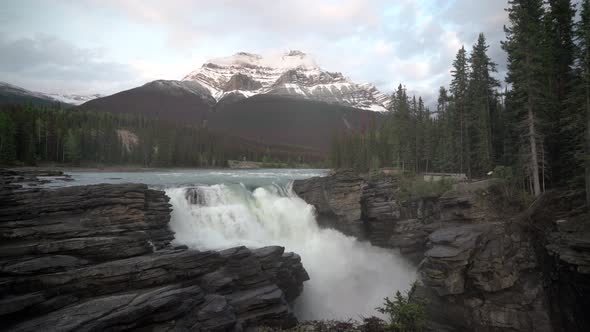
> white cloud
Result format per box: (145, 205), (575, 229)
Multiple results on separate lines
(1, 0), (510, 103)
(129, 58), (202, 81)
(0, 33), (140, 94)
(373, 40), (395, 56)
(388, 58), (432, 81)
(441, 30), (464, 58)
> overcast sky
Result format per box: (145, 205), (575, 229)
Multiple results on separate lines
(0, 0), (513, 104)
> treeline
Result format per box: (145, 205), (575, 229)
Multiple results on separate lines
(332, 0), (590, 203)
(0, 105), (321, 167)
(331, 33), (503, 178)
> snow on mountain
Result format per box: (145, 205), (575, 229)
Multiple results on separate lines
(46, 93), (103, 105)
(182, 50), (391, 112)
(0, 82), (102, 106)
(0, 82), (56, 101)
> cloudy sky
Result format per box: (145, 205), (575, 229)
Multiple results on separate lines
(0, 0), (511, 103)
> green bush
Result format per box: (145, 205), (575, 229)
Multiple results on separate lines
(377, 282), (427, 332)
(490, 165), (532, 210)
(398, 176), (453, 200)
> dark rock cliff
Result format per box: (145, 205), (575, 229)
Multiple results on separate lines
(527, 190), (590, 332)
(293, 170), (438, 257)
(292, 169), (364, 237)
(223, 73), (263, 91)
(0, 170), (309, 331)
(293, 170), (589, 332)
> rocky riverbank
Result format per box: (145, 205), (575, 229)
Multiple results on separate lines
(293, 170), (590, 332)
(0, 169), (309, 331)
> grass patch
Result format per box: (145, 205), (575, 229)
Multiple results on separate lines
(397, 176), (454, 200)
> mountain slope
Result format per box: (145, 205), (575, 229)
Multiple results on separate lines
(208, 94), (380, 152)
(0, 82), (101, 107)
(46, 93), (103, 105)
(0, 82), (68, 107)
(80, 80), (216, 121)
(183, 50), (390, 112)
(80, 82), (381, 153)
(79, 51), (389, 154)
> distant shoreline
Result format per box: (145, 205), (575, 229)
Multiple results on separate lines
(5, 165), (324, 173)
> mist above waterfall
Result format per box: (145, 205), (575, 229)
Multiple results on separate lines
(167, 183), (416, 320)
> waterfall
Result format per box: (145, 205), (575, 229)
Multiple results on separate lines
(166, 183), (416, 320)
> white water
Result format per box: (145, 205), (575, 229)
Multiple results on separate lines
(49, 169), (415, 319)
(167, 182), (416, 320)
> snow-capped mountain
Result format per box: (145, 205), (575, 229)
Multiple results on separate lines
(0, 82), (56, 100)
(79, 52), (390, 154)
(0, 81), (67, 107)
(46, 93), (103, 105)
(183, 50), (390, 112)
(0, 82), (102, 106)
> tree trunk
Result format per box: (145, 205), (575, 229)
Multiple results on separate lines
(466, 119), (471, 179)
(528, 104), (542, 197)
(485, 95), (493, 168)
(585, 65), (590, 208)
(460, 104), (464, 174)
(525, 52), (542, 197)
(542, 141), (546, 193)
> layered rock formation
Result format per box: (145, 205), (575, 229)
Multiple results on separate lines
(0, 170), (308, 331)
(293, 170), (438, 258)
(293, 169), (364, 237)
(293, 170), (589, 332)
(527, 190), (590, 332)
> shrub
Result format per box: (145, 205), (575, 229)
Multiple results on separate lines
(377, 282), (427, 332)
(398, 176), (453, 200)
(490, 165), (533, 210)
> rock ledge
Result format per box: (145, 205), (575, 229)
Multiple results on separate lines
(0, 170), (309, 331)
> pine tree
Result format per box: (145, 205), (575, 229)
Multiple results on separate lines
(545, 0), (577, 183)
(0, 112), (16, 164)
(502, 0), (547, 197)
(423, 106), (434, 172)
(416, 97), (426, 172)
(391, 84), (412, 170)
(410, 95), (418, 172)
(64, 129), (81, 164)
(572, 0), (590, 206)
(468, 33), (500, 176)
(330, 131), (342, 168)
(450, 46), (470, 176)
(435, 87), (454, 171)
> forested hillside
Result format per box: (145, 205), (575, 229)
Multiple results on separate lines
(331, 0), (590, 204)
(0, 105), (323, 167)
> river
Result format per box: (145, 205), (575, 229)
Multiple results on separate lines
(51, 169), (416, 320)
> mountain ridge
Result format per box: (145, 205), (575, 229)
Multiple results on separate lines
(0, 82), (102, 106)
(182, 50), (391, 112)
(2, 51), (390, 156)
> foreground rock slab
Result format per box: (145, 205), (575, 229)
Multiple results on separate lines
(0, 170), (309, 331)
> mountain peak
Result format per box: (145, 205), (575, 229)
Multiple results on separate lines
(234, 51), (259, 57)
(285, 50), (306, 57)
(182, 51), (389, 112)
(202, 50), (318, 71)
